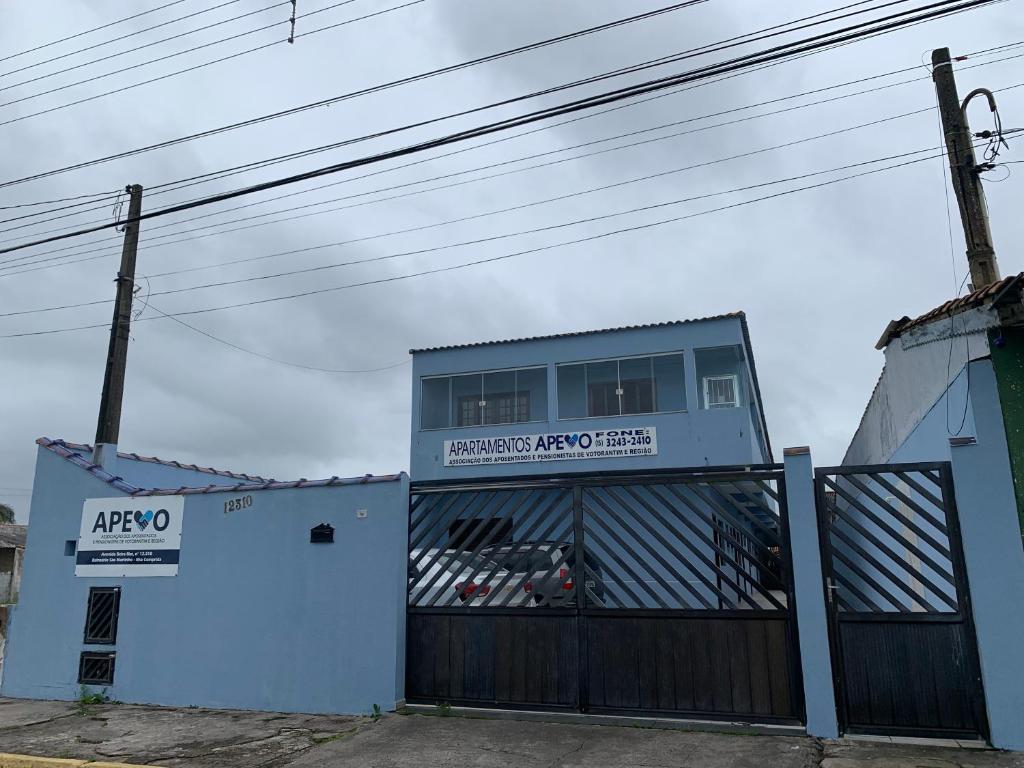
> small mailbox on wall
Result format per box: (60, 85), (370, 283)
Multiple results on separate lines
(309, 523), (334, 544)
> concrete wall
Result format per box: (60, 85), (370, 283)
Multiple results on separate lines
(411, 317), (771, 482)
(1, 447), (410, 715)
(844, 308), (992, 467)
(0, 548), (22, 605)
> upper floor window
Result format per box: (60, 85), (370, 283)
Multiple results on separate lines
(695, 346), (747, 409)
(420, 367), (547, 429)
(556, 352), (686, 419)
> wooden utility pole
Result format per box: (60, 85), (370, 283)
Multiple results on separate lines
(932, 47), (1000, 289)
(93, 184), (143, 464)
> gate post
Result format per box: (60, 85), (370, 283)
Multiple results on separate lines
(949, 362), (1024, 750)
(782, 446), (839, 738)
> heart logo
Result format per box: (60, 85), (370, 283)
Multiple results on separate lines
(565, 434), (579, 448)
(134, 510), (154, 531)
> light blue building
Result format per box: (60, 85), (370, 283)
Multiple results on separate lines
(0, 439), (409, 714)
(410, 313), (772, 482)
(5, 310), (1022, 749)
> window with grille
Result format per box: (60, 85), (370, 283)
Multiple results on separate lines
(703, 374), (739, 409)
(83, 587), (120, 645)
(695, 346), (746, 410)
(79, 651), (115, 685)
(457, 395), (481, 427)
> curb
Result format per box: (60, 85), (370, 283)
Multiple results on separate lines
(0, 754), (149, 768)
(399, 704), (806, 736)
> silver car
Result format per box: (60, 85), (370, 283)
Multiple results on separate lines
(408, 549), (529, 607)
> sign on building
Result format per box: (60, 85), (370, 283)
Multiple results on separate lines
(443, 427), (658, 467)
(76, 496), (184, 577)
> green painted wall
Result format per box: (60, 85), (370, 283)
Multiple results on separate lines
(989, 327), (1024, 543)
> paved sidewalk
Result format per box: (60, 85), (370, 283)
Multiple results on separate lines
(0, 698), (1021, 768)
(0, 699), (361, 767)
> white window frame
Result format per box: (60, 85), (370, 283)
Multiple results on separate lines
(555, 351), (687, 421)
(419, 365), (548, 431)
(702, 373), (740, 409)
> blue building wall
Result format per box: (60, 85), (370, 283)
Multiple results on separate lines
(1, 446), (409, 715)
(411, 317), (771, 482)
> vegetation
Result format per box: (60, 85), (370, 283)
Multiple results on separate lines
(75, 686), (109, 714)
(0, 504), (14, 524)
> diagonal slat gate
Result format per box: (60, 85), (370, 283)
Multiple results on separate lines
(815, 462), (988, 739)
(406, 468), (804, 722)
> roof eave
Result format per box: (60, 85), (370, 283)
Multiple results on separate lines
(409, 313), (746, 355)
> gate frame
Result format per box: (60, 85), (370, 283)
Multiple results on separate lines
(407, 464), (806, 723)
(812, 461), (989, 740)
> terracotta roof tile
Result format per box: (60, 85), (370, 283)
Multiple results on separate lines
(876, 273), (1023, 349)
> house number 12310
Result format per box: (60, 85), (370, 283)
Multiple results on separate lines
(224, 495), (253, 513)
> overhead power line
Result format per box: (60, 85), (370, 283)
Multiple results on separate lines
(0, 60), (937, 257)
(40, 2), (1015, 217)
(4, 42), (1019, 278)
(0, 0), (251, 80)
(0, 0), (1002, 258)
(0, 0), (291, 96)
(0, 145), (977, 340)
(0, 114), (947, 318)
(148, 301), (411, 373)
(0, 0), (369, 109)
(0, 190), (124, 227)
(0, 0), (944, 193)
(0, 70), (946, 274)
(7, 36), (1020, 248)
(8, 98), (941, 271)
(137, 69), (1024, 248)
(0, 0), (428, 130)
(0, 0), (712, 189)
(133, 0), (929, 195)
(0, 0), (191, 65)
(0, 189), (118, 212)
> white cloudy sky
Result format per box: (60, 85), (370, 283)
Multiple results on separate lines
(0, 0), (1021, 520)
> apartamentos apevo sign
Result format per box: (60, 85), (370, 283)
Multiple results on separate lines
(444, 427), (658, 467)
(76, 496), (184, 577)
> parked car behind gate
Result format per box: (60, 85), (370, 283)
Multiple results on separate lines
(408, 549), (530, 607)
(479, 542), (605, 607)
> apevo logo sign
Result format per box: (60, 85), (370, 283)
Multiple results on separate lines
(76, 496), (185, 578)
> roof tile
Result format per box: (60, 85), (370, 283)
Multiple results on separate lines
(35, 438), (404, 497)
(410, 313), (745, 354)
(876, 273), (1023, 349)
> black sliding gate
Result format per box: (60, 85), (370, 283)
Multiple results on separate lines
(815, 463), (988, 739)
(406, 468), (804, 723)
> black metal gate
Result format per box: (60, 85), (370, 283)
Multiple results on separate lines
(406, 468), (804, 723)
(814, 462), (988, 739)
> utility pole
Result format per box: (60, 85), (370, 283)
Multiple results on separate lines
(932, 47), (1000, 289)
(93, 184), (143, 468)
